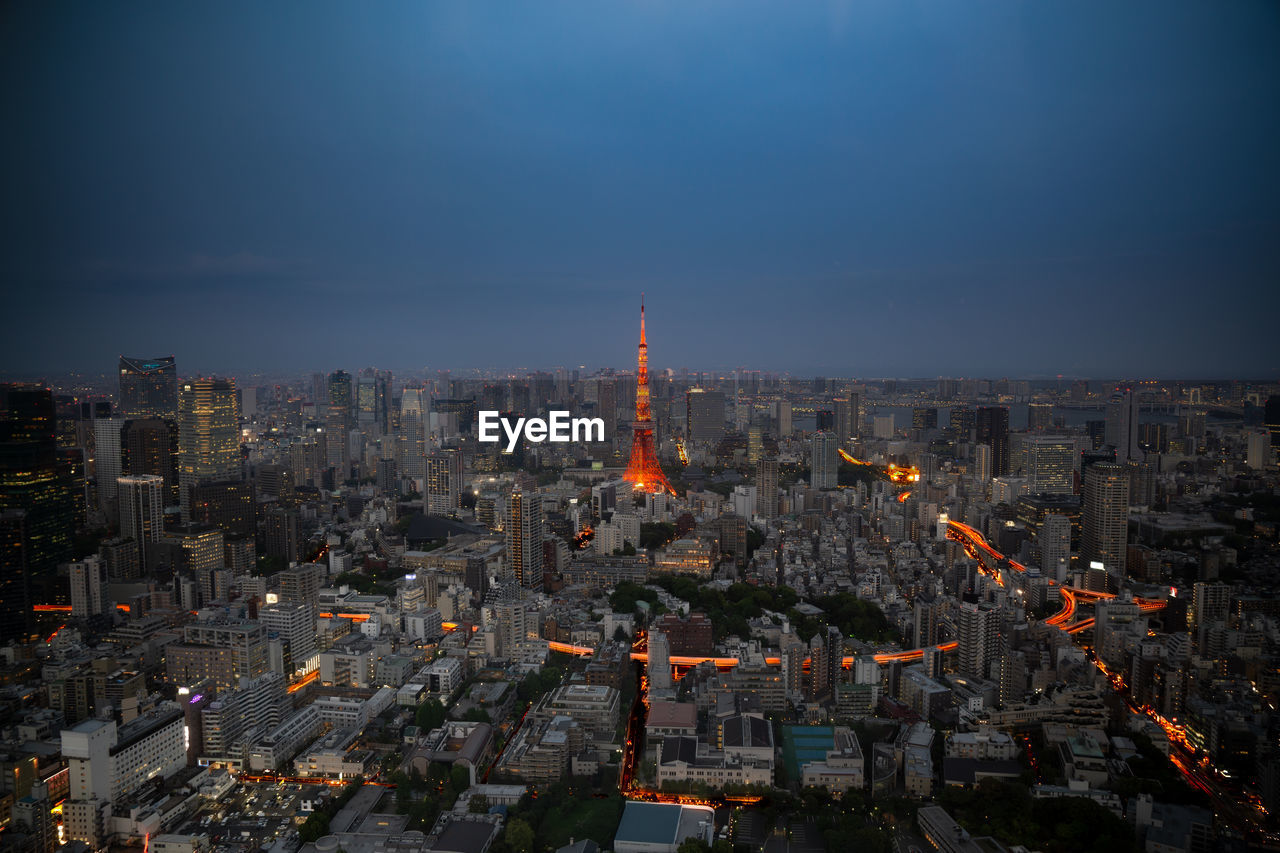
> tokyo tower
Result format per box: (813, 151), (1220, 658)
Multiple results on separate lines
(623, 296), (676, 496)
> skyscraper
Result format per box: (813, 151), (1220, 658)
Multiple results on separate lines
(811, 431), (838, 490)
(950, 405), (975, 442)
(92, 417), (125, 519)
(773, 400), (792, 437)
(326, 370), (353, 471)
(426, 449), (463, 515)
(506, 485), (543, 589)
(1081, 462), (1129, 578)
(118, 356), (178, 420)
(973, 443), (992, 485)
(0, 385), (75, 615)
(397, 385), (428, 482)
(957, 601), (999, 679)
(686, 388), (725, 446)
(177, 378), (241, 520)
(976, 406), (1010, 476)
(118, 474), (164, 572)
(1038, 513), (1071, 582)
(756, 456), (780, 520)
(1024, 436), (1075, 495)
(1027, 402), (1053, 432)
(122, 418), (179, 506)
(834, 395), (859, 448)
(1106, 389), (1144, 465)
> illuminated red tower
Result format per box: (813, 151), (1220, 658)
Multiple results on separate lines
(624, 297), (675, 496)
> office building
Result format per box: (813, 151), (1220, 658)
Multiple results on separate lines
(1024, 436), (1074, 495)
(811, 431), (838, 490)
(0, 385), (75, 619)
(178, 378), (241, 520)
(92, 417), (125, 517)
(326, 370), (353, 471)
(976, 406), (1010, 477)
(122, 418), (179, 506)
(166, 621), (269, 692)
(1027, 402), (1053, 432)
(118, 356), (178, 420)
(1106, 389), (1143, 465)
(1081, 462), (1129, 578)
(61, 705), (185, 845)
(686, 388), (725, 445)
(834, 395), (859, 447)
(69, 556), (108, 619)
(118, 474), (163, 571)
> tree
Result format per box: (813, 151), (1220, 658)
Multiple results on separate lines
(504, 818), (534, 853)
(468, 794), (490, 814)
(461, 706), (490, 724)
(416, 698), (446, 731)
(450, 764), (471, 795)
(677, 840), (711, 853)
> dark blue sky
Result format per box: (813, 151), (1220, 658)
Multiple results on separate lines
(4, 1), (1278, 378)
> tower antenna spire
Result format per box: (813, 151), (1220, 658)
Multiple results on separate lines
(623, 293), (674, 496)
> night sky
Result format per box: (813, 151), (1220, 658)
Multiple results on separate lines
(3, 1), (1278, 378)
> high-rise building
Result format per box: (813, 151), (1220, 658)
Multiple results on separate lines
(166, 621), (269, 692)
(811, 431), (838, 490)
(773, 400), (792, 437)
(1081, 462), (1129, 578)
(506, 485), (543, 589)
(976, 407), (1010, 477)
(1247, 431), (1273, 470)
(326, 371), (353, 471)
(69, 556), (108, 619)
(1265, 396), (1280, 449)
(0, 510), (29, 640)
(1024, 436), (1074, 495)
(957, 601), (999, 680)
(397, 385), (428, 482)
(427, 449), (464, 515)
(118, 356), (178, 420)
(92, 417), (125, 518)
(949, 405), (974, 442)
(178, 378), (241, 520)
(913, 599), (939, 649)
(756, 456), (780, 520)
(117, 474), (164, 571)
(1106, 389), (1144, 465)
(911, 407), (937, 430)
(686, 388), (725, 446)
(264, 507), (302, 564)
(648, 631), (672, 692)
(834, 395), (860, 447)
(0, 385), (75, 617)
(973, 443), (992, 485)
(1027, 402), (1053, 432)
(1038, 513), (1071, 582)
(122, 418), (179, 506)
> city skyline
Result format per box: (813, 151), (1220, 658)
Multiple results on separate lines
(4, 1), (1279, 377)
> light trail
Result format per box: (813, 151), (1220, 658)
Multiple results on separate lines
(287, 669), (319, 694)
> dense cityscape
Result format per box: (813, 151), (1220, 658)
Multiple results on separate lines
(1, 296), (1279, 853)
(5, 2), (1279, 853)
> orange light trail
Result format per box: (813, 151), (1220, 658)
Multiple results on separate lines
(318, 611), (371, 623)
(288, 669), (320, 693)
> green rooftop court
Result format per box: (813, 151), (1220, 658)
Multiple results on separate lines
(781, 725), (836, 783)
